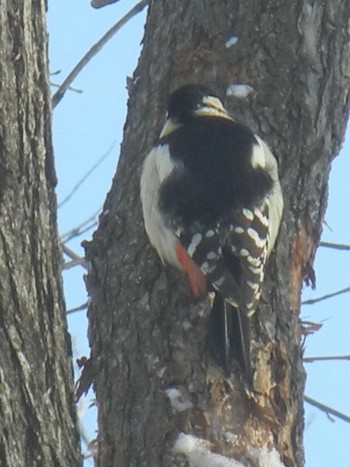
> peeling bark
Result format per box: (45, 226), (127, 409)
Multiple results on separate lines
(0, 2), (81, 466)
(86, 1), (350, 466)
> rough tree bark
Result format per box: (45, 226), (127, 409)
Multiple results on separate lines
(0, 2), (81, 466)
(85, 1), (350, 466)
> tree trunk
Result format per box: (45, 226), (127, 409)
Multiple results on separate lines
(0, 2), (81, 466)
(86, 1), (350, 465)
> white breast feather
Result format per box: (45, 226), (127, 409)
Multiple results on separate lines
(140, 145), (181, 268)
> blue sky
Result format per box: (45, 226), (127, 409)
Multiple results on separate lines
(48, 1), (350, 464)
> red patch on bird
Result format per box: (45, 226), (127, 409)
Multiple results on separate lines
(175, 242), (207, 297)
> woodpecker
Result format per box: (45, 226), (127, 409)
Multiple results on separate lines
(140, 84), (283, 379)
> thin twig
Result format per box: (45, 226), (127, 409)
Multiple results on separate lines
(58, 142), (115, 209)
(64, 221), (99, 244)
(52, 0), (148, 108)
(305, 395), (350, 424)
(302, 286), (350, 305)
(304, 355), (350, 363)
(67, 302), (89, 315)
(61, 209), (101, 243)
(320, 241), (350, 251)
(50, 82), (83, 95)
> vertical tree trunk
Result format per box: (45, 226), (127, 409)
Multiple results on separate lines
(86, 1), (350, 465)
(0, 2), (81, 466)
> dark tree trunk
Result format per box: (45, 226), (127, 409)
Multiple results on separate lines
(86, 1), (350, 465)
(0, 2), (81, 466)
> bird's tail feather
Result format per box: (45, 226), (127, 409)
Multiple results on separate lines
(209, 293), (251, 381)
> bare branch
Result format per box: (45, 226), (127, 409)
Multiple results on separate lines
(300, 321), (322, 350)
(320, 241), (350, 251)
(304, 355), (350, 363)
(62, 244), (87, 270)
(52, 0), (148, 108)
(63, 259), (86, 271)
(67, 302), (89, 315)
(302, 286), (350, 305)
(304, 395), (350, 424)
(58, 142), (115, 209)
(300, 320), (323, 337)
(91, 0), (120, 8)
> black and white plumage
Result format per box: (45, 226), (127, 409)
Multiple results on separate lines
(140, 85), (283, 379)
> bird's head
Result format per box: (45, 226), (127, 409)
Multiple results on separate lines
(160, 85), (231, 137)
